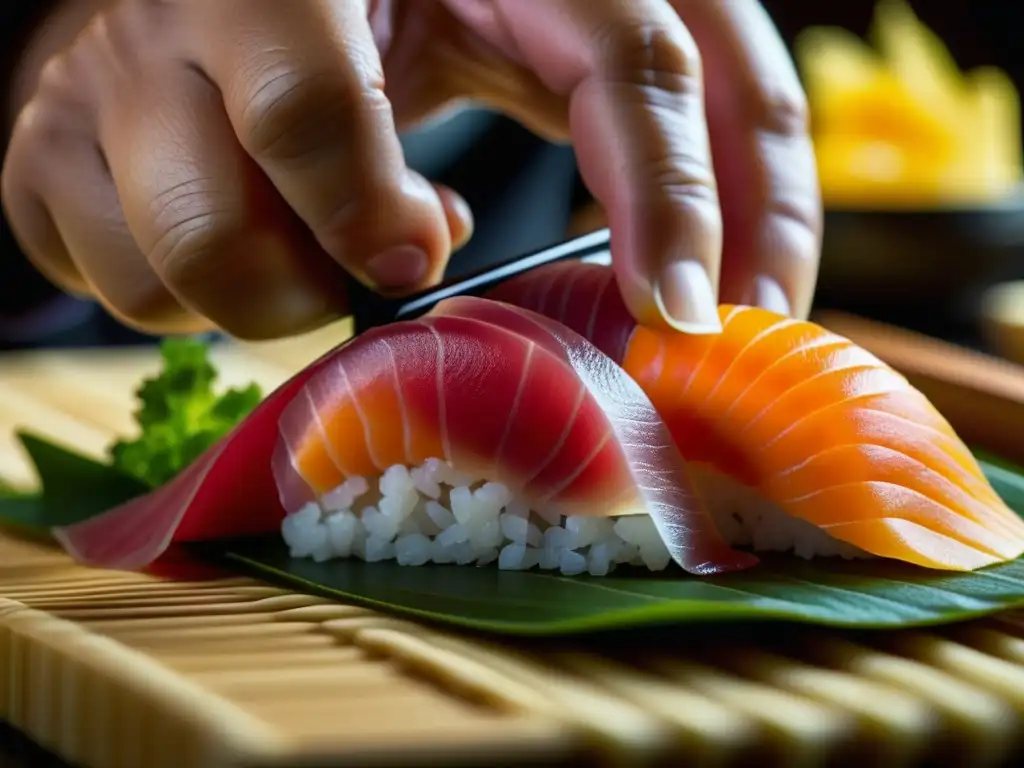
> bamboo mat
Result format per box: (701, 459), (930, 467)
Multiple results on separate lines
(3, 320), (1024, 768)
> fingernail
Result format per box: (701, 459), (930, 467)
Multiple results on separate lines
(365, 246), (429, 289)
(450, 196), (474, 250)
(653, 260), (722, 334)
(745, 275), (792, 316)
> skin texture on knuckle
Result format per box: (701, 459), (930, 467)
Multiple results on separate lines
(34, 53), (78, 101)
(235, 65), (385, 164)
(744, 80), (810, 140)
(24, 50), (98, 145)
(640, 150), (721, 237)
(144, 215), (286, 340)
(590, 17), (703, 102)
(764, 177), (822, 247)
(6, 97), (89, 161)
(586, 16), (722, 252)
(144, 193), (236, 299)
(141, 191), (336, 340)
(70, 4), (168, 103)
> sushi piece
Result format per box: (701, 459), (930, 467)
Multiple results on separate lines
(489, 261), (1024, 571)
(53, 294), (755, 577)
(275, 296), (756, 576)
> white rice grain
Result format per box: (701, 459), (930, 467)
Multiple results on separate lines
(281, 456), (872, 578)
(395, 533), (432, 566)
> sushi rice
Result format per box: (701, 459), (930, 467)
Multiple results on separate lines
(282, 458), (869, 576)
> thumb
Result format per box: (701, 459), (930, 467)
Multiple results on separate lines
(354, 177), (474, 292)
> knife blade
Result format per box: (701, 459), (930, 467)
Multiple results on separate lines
(348, 227), (611, 334)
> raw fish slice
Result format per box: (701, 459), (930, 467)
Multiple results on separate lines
(630, 316), (1022, 548)
(54, 347), (341, 570)
(278, 296), (755, 576)
(489, 258), (636, 362)
(429, 297), (753, 573)
(488, 261), (1024, 570)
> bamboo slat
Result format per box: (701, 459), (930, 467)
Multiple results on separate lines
(1, 318), (1023, 767)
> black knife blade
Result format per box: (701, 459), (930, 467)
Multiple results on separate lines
(348, 227), (611, 334)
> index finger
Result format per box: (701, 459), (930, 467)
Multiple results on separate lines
(487, 0), (726, 334)
(675, 0), (822, 319)
(189, 0), (453, 292)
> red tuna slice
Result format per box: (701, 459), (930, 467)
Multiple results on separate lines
(52, 345), (343, 571)
(277, 296), (756, 576)
(487, 260), (637, 364)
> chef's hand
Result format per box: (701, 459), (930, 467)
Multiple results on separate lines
(2, 0), (821, 339)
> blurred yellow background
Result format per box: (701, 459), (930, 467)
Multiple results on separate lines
(795, 0), (1022, 208)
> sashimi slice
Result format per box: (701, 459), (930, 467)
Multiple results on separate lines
(276, 296), (755, 576)
(488, 261), (1024, 571)
(53, 346), (343, 570)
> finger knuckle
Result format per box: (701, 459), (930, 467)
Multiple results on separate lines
(145, 181), (237, 293)
(644, 151), (717, 203)
(10, 96), (89, 158)
(35, 52), (78, 99)
(767, 196), (822, 258)
(750, 84), (809, 138)
(594, 19), (702, 99)
(75, 2), (176, 97)
(237, 67), (373, 162)
(152, 216), (229, 295)
(639, 150), (720, 235)
(79, 11), (134, 74)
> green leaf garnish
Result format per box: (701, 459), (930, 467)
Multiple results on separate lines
(0, 337), (262, 534)
(109, 338), (262, 488)
(194, 458), (1024, 637)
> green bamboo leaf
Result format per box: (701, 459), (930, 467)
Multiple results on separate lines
(0, 494), (55, 543)
(5, 431), (149, 528)
(210, 540), (1024, 635)
(201, 458), (1024, 636)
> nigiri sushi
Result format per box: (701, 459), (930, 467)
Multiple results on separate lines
(54, 294), (755, 577)
(275, 296), (755, 576)
(489, 261), (1024, 571)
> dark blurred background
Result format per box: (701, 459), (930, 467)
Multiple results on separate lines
(3, 0), (1024, 355)
(765, 2), (1017, 67)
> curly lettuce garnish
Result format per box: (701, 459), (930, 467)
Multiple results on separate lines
(109, 338), (263, 488)
(0, 336), (263, 533)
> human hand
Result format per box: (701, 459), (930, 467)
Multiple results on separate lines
(2, 0), (821, 339)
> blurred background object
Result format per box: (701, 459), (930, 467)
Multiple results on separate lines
(784, 0), (1024, 348)
(796, 0), (1022, 208)
(981, 280), (1024, 365)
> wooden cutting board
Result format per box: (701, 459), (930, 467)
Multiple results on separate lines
(3, 315), (1024, 768)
